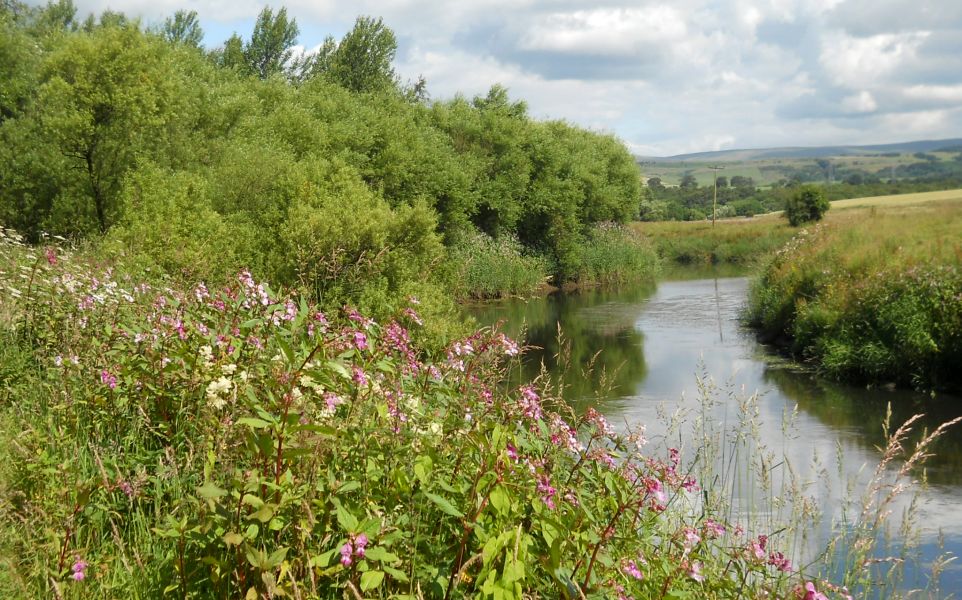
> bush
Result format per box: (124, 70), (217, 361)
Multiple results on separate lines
(784, 185), (829, 226)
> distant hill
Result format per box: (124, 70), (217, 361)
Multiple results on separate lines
(639, 138), (962, 163)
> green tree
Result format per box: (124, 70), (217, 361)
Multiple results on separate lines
(313, 16), (397, 92)
(244, 6), (298, 79)
(163, 9), (203, 47)
(784, 184), (829, 226)
(680, 174), (697, 189)
(20, 26), (186, 234)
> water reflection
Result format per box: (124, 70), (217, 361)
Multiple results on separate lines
(467, 270), (962, 593)
(467, 284), (653, 406)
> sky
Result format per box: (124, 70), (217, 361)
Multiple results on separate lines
(52, 0), (962, 156)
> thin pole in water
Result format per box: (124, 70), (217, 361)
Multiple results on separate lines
(709, 165), (722, 227)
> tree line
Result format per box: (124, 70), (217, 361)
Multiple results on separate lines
(0, 0), (643, 326)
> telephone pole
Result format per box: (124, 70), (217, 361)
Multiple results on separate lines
(709, 165), (723, 227)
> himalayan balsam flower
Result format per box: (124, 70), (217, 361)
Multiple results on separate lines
(687, 561), (704, 583)
(71, 558), (88, 581)
(100, 370), (117, 389)
(768, 551), (792, 572)
(353, 331), (369, 351)
(704, 519), (726, 539)
(803, 581), (828, 600)
(622, 559), (644, 580)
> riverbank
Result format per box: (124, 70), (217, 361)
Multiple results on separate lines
(747, 198), (962, 391)
(0, 230), (855, 599)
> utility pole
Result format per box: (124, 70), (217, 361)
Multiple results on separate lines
(709, 165), (722, 227)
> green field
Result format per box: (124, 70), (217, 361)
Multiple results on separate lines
(635, 188), (962, 265)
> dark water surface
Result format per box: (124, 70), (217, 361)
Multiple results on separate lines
(468, 269), (962, 595)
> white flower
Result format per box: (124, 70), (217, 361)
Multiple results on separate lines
(221, 363), (237, 376)
(206, 376), (233, 409)
(199, 345), (214, 369)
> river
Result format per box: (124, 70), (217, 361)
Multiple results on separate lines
(467, 268), (962, 596)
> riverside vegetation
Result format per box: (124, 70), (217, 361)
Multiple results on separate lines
(7, 225), (953, 599)
(0, 1), (657, 331)
(748, 198), (962, 391)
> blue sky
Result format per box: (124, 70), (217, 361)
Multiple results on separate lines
(48, 0), (962, 156)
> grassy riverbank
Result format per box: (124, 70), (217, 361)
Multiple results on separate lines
(633, 216), (795, 266)
(0, 229), (867, 599)
(747, 198), (962, 391)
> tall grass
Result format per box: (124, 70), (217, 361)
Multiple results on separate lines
(570, 222), (660, 286)
(747, 201), (962, 391)
(446, 231), (549, 299)
(634, 217), (796, 266)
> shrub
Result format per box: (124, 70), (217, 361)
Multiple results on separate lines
(784, 185), (829, 226)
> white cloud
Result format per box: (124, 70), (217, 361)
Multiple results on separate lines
(903, 84), (962, 103)
(519, 6), (688, 56)
(841, 90), (877, 114)
(820, 30), (930, 88)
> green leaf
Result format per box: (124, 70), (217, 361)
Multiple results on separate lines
(364, 546), (399, 563)
(382, 564), (410, 582)
(425, 491), (464, 517)
(336, 481), (361, 494)
(360, 570), (384, 592)
(223, 532), (244, 546)
(326, 360), (350, 379)
(489, 485), (510, 515)
(197, 481), (227, 499)
(414, 455), (433, 485)
(267, 547), (289, 569)
(237, 417), (271, 430)
(310, 549), (338, 568)
(332, 498), (359, 531)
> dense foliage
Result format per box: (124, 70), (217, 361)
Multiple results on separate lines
(0, 231), (851, 599)
(748, 203), (962, 391)
(0, 1), (649, 317)
(784, 186), (829, 226)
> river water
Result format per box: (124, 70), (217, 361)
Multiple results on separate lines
(468, 268), (962, 595)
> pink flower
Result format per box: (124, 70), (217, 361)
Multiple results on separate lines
(340, 543), (353, 566)
(45, 247), (57, 265)
(704, 519), (726, 539)
(71, 558), (87, 581)
(622, 559), (644, 580)
(354, 533), (368, 557)
(803, 581), (828, 600)
(687, 561), (704, 582)
(353, 331), (369, 351)
(644, 477), (667, 504)
(518, 386), (542, 420)
(749, 535), (768, 560)
(100, 370), (117, 389)
(352, 366), (367, 386)
(768, 551), (792, 572)
(682, 527), (701, 549)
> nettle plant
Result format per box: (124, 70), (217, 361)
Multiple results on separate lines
(0, 231), (847, 599)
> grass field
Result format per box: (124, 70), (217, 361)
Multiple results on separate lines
(829, 188), (962, 209)
(635, 188), (962, 265)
